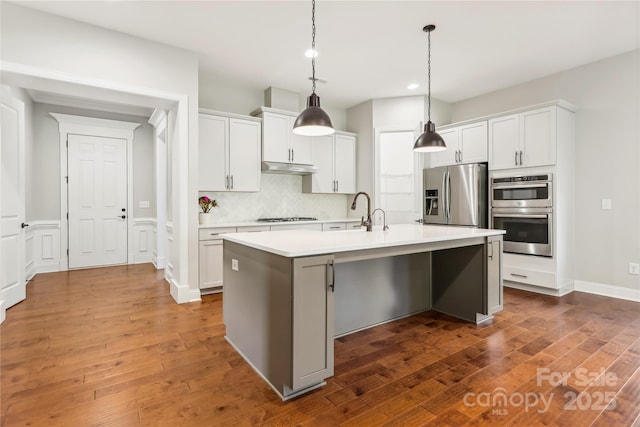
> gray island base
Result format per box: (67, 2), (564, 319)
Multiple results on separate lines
(222, 224), (505, 400)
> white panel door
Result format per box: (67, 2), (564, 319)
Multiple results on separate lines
(431, 128), (458, 167)
(459, 121), (488, 164)
(288, 116), (313, 165)
(488, 114), (519, 170)
(310, 135), (334, 193)
(1, 87), (26, 309)
(521, 106), (556, 168)
(334, 134), (356, 194)
(262, 112), (289, 163)
(68, 134), (127, 269)
(199, 114), (228, 191)
(229, 118), (260, 192)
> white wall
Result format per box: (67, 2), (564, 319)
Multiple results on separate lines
(31, 103), (156, 220)
(451, 50), (640, 293)
(199, 71), (348, 130)
(1, 3), (199, 302)
(200, 174), (348, 222)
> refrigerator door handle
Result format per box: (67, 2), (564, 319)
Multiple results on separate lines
(444, 169), (451, 222)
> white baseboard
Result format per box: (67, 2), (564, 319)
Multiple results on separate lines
(0, 300), (5, 324)
(169, 278), (202, 304)
(574, 280), (640, 302)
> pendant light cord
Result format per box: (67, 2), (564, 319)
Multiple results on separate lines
(427, 27), (431, 122)
(311, 0), (317, 94)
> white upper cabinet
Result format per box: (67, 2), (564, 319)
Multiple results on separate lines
(261, 111), (313, 165)
(303, 132), (356, 194)
(489, 106), (557, 170)
(333, 133), (356, 194)
(199, 111), (261, 192)
(431, 121), (488, 167)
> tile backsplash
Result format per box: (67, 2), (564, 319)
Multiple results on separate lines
(200, 174), (349, 222)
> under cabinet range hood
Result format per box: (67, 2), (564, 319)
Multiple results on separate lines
(261, 161), (319, 175)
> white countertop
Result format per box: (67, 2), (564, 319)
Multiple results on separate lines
(198, 218), (360, 229)
(223, 224), (505, 257)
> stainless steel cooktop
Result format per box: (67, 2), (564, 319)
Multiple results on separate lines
(256, 217), (318, 223)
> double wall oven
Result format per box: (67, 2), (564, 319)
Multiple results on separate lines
(490, 174), (553, 257)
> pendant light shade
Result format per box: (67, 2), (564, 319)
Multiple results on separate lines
(293, 93), (335, 136)
(293, 0), (335, 136)
(414, 24), (446, 152)
(414, 120), (446, 152)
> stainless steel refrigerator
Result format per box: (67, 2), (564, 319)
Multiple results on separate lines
(423, 163), (487, 228)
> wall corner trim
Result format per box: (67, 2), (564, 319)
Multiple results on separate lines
(169, 279), (202, 304)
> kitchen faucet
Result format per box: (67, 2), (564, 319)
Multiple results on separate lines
(350, 192), (372, 231)
(371, 208), (389, 231)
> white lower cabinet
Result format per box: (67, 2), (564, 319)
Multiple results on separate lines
(198, 227), (236, 292)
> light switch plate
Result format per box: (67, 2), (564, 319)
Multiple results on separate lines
(139, 200), (150, 208)
(232, 259), (239, 271)
(601, 199), (612, 210)
(629, 263), (639, 275)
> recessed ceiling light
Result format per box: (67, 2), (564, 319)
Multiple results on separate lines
(305, 49), (318, 58)
(407, 83), (419, 90)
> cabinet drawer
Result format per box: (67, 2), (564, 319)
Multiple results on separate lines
(199, 227), (237, 241)
(345, 222), (363, 230)
(322, 223), (346, 232)
(237, 225), (270, 233)
(504, 265), (556, 289)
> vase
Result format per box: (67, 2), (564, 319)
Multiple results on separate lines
(199, 212), (214, 225)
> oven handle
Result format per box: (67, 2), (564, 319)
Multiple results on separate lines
(492, 213), (549, 219)
(491, 183), (550, 189)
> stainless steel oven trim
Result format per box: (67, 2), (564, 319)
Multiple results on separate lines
(491, 208), (553, 257)
(491, 182), (553, 209)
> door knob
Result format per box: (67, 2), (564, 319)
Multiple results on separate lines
(121, 215), (126, 219)
(21, 222), (30, 228)
(121, 208), (126, 212)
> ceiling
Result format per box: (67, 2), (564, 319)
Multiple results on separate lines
(9, 1), (640, 110)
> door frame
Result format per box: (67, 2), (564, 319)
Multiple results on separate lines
(50, 113), (140, 270)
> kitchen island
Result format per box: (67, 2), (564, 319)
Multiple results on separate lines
(222, 224), (505, 400)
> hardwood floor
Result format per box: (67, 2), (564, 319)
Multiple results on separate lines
(1, 264), (639, 426)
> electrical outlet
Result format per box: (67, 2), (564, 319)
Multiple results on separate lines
(601, 199), (612, 210)
(629, 263), (639, 275)
(232, 259), (239, 272)
(139, 200), (150, 208)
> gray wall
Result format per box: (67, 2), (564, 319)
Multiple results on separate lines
(450, 50), (640, 291)
(31, 103), (156, 220)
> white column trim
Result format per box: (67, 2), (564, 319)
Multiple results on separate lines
(50, 113), (140, 270)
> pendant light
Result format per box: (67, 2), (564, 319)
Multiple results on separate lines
(413, 24), (446, 152)
(293, 0), (335, 136)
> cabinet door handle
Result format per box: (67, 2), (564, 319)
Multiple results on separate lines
(327, 259), (335, 292)
(230, 175), (234, 189)
(515, 151), (519, 166)
(225, 175), (229, 189)
(459, 150), (463, 163)
(291, 149), (294, 162)
(329, 226), (341, 229)
(519, 151), (523, 166)
(510, 273), (528, 278)
(336, 180), (339, 192)
(488, 241), (494, 260)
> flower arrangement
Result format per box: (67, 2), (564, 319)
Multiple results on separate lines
(198, 196), (218, 213)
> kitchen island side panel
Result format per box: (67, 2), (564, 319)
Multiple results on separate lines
(334, 253), (431, 336)
(223, 240), (293, 394)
